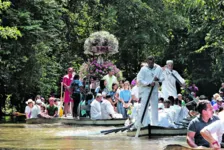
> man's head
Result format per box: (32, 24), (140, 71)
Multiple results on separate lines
(164, 100), (171, 108)
(26, 99), (34, 107)
(108, 67), (114, 76)
(106, 95), (112, 101)
(96, 93), (102, 102)
(147, 56), (155, 69)
(196, 100), (213, 118)
(67, 67), (74, 75)
(36, 99), (42, 106)
(216, 97), (223, 106)
(73, 74), (79, 80)
(166, 60), (173, 70)
(49, 97), (55, 105)
(177, 94), (182, 100)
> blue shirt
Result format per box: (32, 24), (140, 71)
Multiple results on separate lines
(120, 90), (131, 102)
(70, 80), (83, 93)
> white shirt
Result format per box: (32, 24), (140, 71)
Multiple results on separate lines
(131, 85), (139, 99)
(203, 120), (224, 144)
(101, 100), (115, 119)
(161, 69), (185, 99)
(172, 104), (182, 123)
(137, 64), (164, 93)
(25, 106), (32, 114)
(158, 110), (175, 128)
(90, 100), (102, 120)
(30, 105), (41, 118)
(164, 107), (176, 123)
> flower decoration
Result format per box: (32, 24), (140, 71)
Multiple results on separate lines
(79, 59), (123, 81)
(84, 31), (119, 56)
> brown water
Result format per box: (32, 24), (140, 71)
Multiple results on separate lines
(0, 123), (187, 150)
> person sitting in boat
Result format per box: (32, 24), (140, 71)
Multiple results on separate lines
(29, 99), (43, 118)
(46, 97), (58, 117)
(187, 100), (219, 148)
(177, 94), (186, 107)
(213, 96), (224, 113)
(101, 95), (122, 119)
(172, 98), (182, 123)
(158, 103), (176, 128)
(200, 118), (224, 149)
(163, 99), (176, 124)
(90, 93), (103, 120)
(25, 99), (34, 119)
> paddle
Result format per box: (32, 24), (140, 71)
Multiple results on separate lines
(59, 82), (64, 117)
(135, 85), (154, 137)
(100, 122), (134, 135)
(13, 112), (26, 116)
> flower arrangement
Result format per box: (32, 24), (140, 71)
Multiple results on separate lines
(79, 59), (123, 81)
(84, 31), (119, 56)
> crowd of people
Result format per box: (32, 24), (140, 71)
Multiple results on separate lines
(23, 55), (224, 149)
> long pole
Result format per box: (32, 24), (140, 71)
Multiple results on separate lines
(135, 85), (155, 137)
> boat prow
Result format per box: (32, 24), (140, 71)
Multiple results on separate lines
(163, 144), (213, 150)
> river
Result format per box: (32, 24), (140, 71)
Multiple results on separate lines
(0, 118), (187, 149)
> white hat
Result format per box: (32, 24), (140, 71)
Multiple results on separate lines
(166, 60), (173, 65)
(36, 99), (42, 104)
(102, 92), (107, 96)
(96, 93), (102, 97)
(217, 97), (223, 102)
(26, 99), (34, 104)
(158, 103), (164, 109)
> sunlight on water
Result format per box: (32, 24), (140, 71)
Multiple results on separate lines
(0, 123), (187, 150)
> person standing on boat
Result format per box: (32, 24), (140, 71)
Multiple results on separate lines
(90, 93), (103, 120)
(187, 100), (219, 148)
(70, 75), (83, 119)
(161, 60), (185, 99)
(62, 67), (75, 117)
(136, 56), (164, 126)
(103, 67), (118, 91)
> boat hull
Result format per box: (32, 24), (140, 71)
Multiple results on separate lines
(26, 117), (126, 126)
(127, 125), (187, 137)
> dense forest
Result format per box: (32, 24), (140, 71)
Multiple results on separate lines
(0, 0), (224, 116)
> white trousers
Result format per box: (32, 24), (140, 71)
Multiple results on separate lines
(135, 87), (158, 127)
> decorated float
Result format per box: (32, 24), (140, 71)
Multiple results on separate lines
(79, 31), (123, 81)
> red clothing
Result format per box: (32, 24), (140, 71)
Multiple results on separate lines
(63, 74), (74, 103)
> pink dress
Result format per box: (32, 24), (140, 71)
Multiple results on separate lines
(63, 74), (74, 103)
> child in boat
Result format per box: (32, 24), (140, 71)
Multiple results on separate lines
(46, 97), (58, 117)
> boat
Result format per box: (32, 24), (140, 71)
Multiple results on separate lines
(127, 125), (187, 137)
(26, 117), (126, 126)
(163, 144), (213, 150)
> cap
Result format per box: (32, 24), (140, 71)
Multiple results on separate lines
(96, 93), (102, 97)
(36, 99), (42, 104)
(217, 97), (223, 102)
(166, 60), (173, 65)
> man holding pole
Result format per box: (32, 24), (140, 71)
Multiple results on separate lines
(136, 56), (164, 128)
(161, 60), (185, 99)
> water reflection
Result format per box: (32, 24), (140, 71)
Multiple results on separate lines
(0, 123), (187, 149)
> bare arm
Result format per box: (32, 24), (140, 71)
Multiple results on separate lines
(186, 132), (197, 148)
(200, 129), (220, 149)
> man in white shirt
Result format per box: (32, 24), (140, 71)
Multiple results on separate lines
(30, 99), (42, 118)
(163, 100), (176, 124)
(200, 120), (224, 149)
(158, 103), (175, 128)
(90, 93), (103, 120)
(162, 60), (185, 99)
(136, 56), (164, 127)
(101, 95), (122, 119)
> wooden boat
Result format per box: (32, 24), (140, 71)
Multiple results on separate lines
(127, 125), (187, 137)
(26, 117), (126, 126)
(163, 144), (213, 150)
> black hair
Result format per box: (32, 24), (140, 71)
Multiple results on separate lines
(147, 56), (155, 61)
(168, 96), (175, 105)
(196, 100), (210, 115)
(164, 100), (171, 104)
(174, 98), (180, 105)
(74, 75), (79, 80)
(99, 79), (106, 90)
(159, 97), (164, 103)
(86, 92), (93, 100)
(106, 95), (112, 99)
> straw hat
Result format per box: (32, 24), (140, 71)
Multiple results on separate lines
(213, 93), (220, 100)
(26, 99), (34, 104)
(216, 97), (223, 102)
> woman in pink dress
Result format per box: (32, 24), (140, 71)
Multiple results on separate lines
(62, 67), (74, 117)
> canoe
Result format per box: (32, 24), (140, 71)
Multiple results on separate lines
(163, 144), (213, 150)
(127, 125), (187, 137)
(26, 117), (126, 126)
